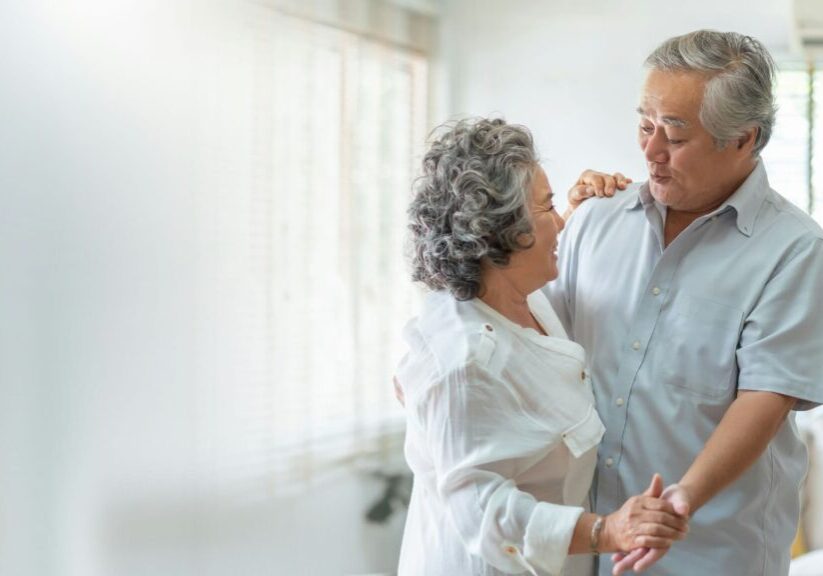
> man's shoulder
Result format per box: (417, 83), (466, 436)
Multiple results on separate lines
(565, 182), (644, 235)
(762, 189), (823, 241)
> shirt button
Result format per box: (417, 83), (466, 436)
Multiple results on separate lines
(581, 370), (586, 381)
(652, 286), (661, 296)
(504, 545), (518, 555)
(631, 340), (641, 351)
(605, 457), (614, 468)
(616, 397), (625, 407)
(484, 324), (494, 332)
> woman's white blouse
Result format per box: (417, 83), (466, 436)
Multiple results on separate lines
(396, 289), (605, 576)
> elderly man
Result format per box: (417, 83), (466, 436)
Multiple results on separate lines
(546, 30), (823, 575)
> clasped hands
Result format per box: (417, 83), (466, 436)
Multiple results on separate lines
(605, 474), (691, 575)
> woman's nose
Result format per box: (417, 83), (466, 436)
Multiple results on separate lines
(552, 211), (565, 233)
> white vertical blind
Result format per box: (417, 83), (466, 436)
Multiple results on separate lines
(763, 64), (823, 225)
(225, 5), (430, 493)
(763, 68), (811, 213)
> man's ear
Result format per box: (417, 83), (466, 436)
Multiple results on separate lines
(736, 127), (758, 152)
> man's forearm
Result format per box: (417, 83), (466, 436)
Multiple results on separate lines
(677, 390), (795, 513)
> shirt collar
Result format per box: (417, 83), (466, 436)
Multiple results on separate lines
(625, 160), (769, 237)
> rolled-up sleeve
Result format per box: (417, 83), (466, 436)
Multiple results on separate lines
(412, 361), (583, 576)
(737, 235), (823, 409)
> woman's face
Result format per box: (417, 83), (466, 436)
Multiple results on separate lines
(509, 166), (565, 289)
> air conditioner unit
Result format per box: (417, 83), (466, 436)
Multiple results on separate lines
(794, 0), (823, 61)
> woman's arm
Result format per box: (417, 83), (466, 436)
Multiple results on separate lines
(415, 362), (686, 575)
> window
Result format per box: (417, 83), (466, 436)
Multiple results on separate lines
(200, 1), (433, 498)
(763, 64), (823, 222)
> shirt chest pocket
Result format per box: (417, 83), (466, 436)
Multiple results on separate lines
(561, 404), (605, 458)
(658, 294), (744, 399)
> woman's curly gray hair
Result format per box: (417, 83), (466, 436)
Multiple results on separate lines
(408, 118), (539, 301)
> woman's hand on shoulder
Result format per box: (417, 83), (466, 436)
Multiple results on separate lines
(564, 170), (632, 220)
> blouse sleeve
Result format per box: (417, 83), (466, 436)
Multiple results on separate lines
(410, 360), (585, 576)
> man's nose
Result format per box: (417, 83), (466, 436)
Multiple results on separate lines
(643, 130), (669, 164)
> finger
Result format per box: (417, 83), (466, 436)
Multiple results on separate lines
(643, 473), (663, 497)
(661, 486), (691, 517)
(673, 499), (690, 517)
(635, 506), (690, 528)
(637, 521), (688, 539)
(584, 175), (606, 196)
(612, 548), (646, 575)
(569, 184), (595, 207)
(613, 172), (632, 189)
(633, 535), (676, 549)
(638, 507), (689, 533)
(604, 176), (616, 197)
(633, 547), (667, 573)
(639, 496), (681, 515)
(576, 169), (596, 185)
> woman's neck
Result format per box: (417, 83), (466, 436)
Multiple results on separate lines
(479, 269), (545, 334)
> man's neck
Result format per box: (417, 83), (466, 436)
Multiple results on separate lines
(662, 161), (756, 247)
(663, 197), (730, 246)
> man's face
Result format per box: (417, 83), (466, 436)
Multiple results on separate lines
(637, 69), (752, 213)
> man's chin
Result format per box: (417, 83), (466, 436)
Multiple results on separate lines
(649, 182), (676, 207)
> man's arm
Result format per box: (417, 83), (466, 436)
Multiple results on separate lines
(613, 390), (796, 574)
(675, 390), (795, 511)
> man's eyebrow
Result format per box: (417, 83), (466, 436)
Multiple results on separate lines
(662, 116), (688, 128)
(635, 107), (689, 128)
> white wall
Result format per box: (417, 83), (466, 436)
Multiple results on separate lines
(437, 0), (794, 206)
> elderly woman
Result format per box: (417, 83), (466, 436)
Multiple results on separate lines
(395, 118), (687, 576)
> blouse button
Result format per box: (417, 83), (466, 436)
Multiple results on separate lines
(484, 324), (494, 332)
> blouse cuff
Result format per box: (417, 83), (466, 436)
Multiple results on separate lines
(522, 502), (585, 575)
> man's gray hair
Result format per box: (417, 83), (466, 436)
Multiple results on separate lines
(645, 29), (777, 156)
(408, 118), (538, 301)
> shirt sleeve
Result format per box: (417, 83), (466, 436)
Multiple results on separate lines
(737, 234), (823, 409)
(411, 360), (584, 576)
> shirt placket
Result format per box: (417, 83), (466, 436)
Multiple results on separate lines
(595, 206), (704, 509)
